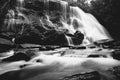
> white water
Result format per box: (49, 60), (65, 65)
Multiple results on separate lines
(69, 7), (112, 44)
(60, 1), (68, 20)
(65, 35), (74, 46)
(59, 1), (112, 45)
(44, 0), (50, 13)
(17, 0), (24, 8)
(4, 0), (112, 45)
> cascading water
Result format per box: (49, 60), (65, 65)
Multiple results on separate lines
(69, 6), (112, 44)
(3, 0), (112, 46)
(60, 1), (68, 20)
(58, 0), (112, 45)
(65, 35), (74, 46)
(17, 0), (24, 7)
(44, 0), (49, 14)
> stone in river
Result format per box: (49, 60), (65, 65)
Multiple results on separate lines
(2, 52), (30, 62)
(112, 50), (120, 60)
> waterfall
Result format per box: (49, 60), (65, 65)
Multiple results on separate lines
(65, 35), (74, 46)
(44, 0), (49, 14)
(69, 6), (112, 44)
(43, 0), (112, 45)
(17, 0), (24, 8)
(3, 0), (112, 45)
(58, 0), (112, 45)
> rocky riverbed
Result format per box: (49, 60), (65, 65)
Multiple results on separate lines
(0, 39), (120, 80)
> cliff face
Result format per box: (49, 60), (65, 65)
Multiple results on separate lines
(0, 0), (120, 44)
(0, 0), (84, 46)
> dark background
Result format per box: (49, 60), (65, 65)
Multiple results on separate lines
(0, 0), (120, 40)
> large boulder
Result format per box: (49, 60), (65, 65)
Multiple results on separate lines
(15, 29), (68, 46)
(72, 31), (84, 45)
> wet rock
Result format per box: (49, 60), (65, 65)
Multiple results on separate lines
(14, 26), (44, 44)
(0, 71), (100, 80)
(93, 39), (120, 49)
(66, 31), (84, 45)
(38, 46), (47, 51)
(44, 46), (59, 50)
(70, 46), (86, 49)
(86, 44), (97, 49)
(0, 44), (14, 53)
(0, 70), (19, 80)
(112, 50), (120, 60)
(43, 30), (68, 45)
(88, 55), (100, 58)
(93, 39), (112, 47)
(72, 31), (84, 45)
(87, 54), (106, 58)
(0, 33), (14, 44)
(2, 52), (30, 62)
(14, 35), (43, 44)
(61, 71), (100, 80)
